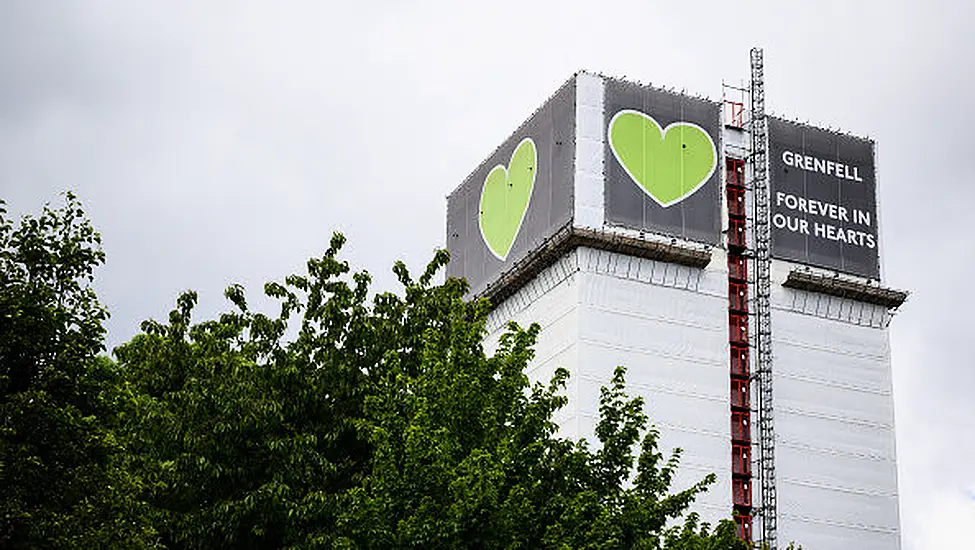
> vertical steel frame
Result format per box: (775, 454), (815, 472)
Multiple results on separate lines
(750, 47), (778, 550)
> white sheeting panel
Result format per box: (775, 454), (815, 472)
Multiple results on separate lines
(774, 342), (892, 394)
(483, 253), (583, 440)
(772, 307), (890, 361)
(579, 308), (724, 371)
(577, 247), (726, 298)
(775, 374), (894, 428)
(484, 257), (580, 356)
(576, 343), (727, 404)
(484, 252), (581, 337)
(573, 249), (732, 524)
(773, 306), (900, 548)
(778, 517), (900, 550)
(574, 339), (729, 508)
(778, 480), (899, 531)
(574, 370), (726, 438)
(547, 345), (584, 440)
(578, 268), (725, 327)
(774, 285), (891, 328)
(573, 72), (605, 230)
(777, 442), (898, 494)
(776, 409), (895, 459)
(574, 408), (730, 516)
(571, 384), (727, 470)
(485, 246), (732, 525)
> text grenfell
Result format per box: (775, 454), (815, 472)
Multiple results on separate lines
(781, 151), (863, 182)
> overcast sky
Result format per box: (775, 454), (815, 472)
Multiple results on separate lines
(1, 1), (972, 547)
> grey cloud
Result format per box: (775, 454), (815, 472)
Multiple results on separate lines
(1, 1), (973, 547)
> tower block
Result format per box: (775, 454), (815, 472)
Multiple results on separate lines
(445, 71), (907, 549)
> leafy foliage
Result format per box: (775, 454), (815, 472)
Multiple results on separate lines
(2, 194), (752, 548)
(0, 194), (154, 547)
(117, 233), (748, 549)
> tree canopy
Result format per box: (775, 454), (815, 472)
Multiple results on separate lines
(2, 195), (749, 549)
(0, 194), (153, 547)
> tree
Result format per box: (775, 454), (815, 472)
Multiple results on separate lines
(117, 232), (748, 549)
(0, 194), (154, 547)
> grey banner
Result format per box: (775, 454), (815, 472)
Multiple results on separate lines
(768, 118), (879, 279)
(603, 79), (721, 245)
(445, 78), (575, 296)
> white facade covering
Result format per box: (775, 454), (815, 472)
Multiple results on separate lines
(573, 72), (605, 231)
(485, 246), (733, 526)
(771, 278), (900, 550)
(483, 248), (902, 549)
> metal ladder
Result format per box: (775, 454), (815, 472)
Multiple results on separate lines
(750, 46), (778, 550)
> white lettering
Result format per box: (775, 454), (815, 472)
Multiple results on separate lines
(835, 226), (848, 243)
(854, 209), (871, 226)
(775, 191), (877, 248)
(782, 153), (863, 182)
(772, 213), (811, 236)
(786, 216), (801, 233)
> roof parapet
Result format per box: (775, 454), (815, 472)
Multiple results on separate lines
(476, 224), (712, 306)
(782, 269), (908, 309)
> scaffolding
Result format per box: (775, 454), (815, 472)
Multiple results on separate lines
(750, 47), (778, 550)
(723, 76), (754, 544)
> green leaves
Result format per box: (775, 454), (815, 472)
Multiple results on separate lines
(3, 193), (750, 549)
(0, 194), (154, 548)
(115, 233), (746, 549)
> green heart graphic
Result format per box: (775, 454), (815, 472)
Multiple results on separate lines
(478, 138), (537, 260)
(608, 110), (716, 207)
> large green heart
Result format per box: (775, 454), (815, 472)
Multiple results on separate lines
(608, 110), (716, 207)
(478, 138), (537, 260)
